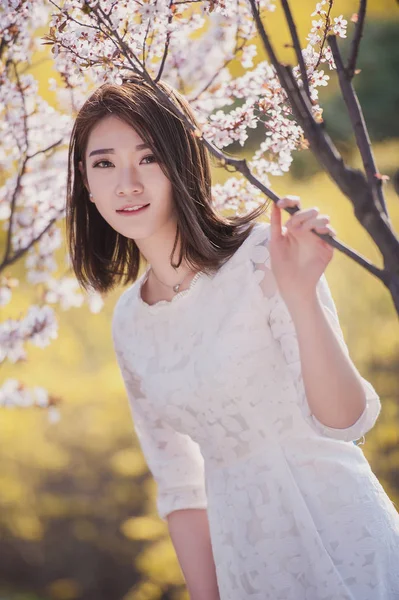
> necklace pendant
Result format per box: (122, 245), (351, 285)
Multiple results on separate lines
(173, 283), (180, 293)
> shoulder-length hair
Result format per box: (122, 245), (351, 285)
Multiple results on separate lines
(66, 75), (269, 294)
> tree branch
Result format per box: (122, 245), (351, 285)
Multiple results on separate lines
(0, 217), (59, 273)
(3, 61), (30, 265)
(280, 0), (312, 104)
(45, 1), (399, 313)
(247, 0), (399, 309)
(347, 0), (367, 79)
(314, 0), (334, 70)
(142, 0), (155, 70)
(328, 34), (388, 217)
(26, 138), (64, 161)
(1, 56), (65, 273)
(154, 0), (174, 83)
(93, 3), (146, 73)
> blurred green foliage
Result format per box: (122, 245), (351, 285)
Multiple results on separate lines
(322, 19), (399, 143)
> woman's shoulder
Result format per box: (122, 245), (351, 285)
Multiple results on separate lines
(210, 220), (271, 287)
(111, 278), (141, 334)
(231, 220), (271, 265)
(247, 220), (271, 244)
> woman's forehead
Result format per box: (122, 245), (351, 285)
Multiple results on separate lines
(86, 117), (154, 156)
(89, 115), (144, 141)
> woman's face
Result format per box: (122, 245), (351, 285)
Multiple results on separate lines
(79, 114), (176, 240)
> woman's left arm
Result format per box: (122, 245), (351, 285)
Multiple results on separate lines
(268, 195), (380, 436)
(287, 288), (367, 429)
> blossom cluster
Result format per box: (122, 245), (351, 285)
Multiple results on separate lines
(0, 379), (60, 423)
(45, 0), (346, 207)
(0, 305), (58, 364)
(0, 0), (352, 409)
(0, 0), (103, 411)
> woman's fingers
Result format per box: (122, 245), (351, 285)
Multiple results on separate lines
(286, 213), (336, 236)
(285, 207), (321, 229)
(301, 216), (336, 236)
(276, 197), (337, 237)
(277, 195), (301, 209)
(300, 215), (330, 230)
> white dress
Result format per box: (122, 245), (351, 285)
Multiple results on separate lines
(112, 221), (399, 600)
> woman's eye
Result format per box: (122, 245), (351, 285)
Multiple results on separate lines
(93, 160), (113, 168)
(92, 156), (156, 168)
(141, 154), (156, 164)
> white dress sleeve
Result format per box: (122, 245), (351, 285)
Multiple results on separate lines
(112, 307), (207, 522)
(251, 224), (381, 443)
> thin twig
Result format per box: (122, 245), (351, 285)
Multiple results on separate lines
(0, 218), (60, 273)
(27, 138), (64, 161)
(347, 0), (367, 79)
(280, 0), (312, 103)
(155, 0), (174, 83)
(48, 0), (105, 35)
(3, 62), (30, 265)
(142, 0), (154, 70)
(328, 35), (388, 217)
(314, 0), (334, 70)
(92, 4), (145, 73)
(2, 163), (26, 266)
(19, 57), (52, 74)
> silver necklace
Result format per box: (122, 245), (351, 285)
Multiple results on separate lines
(149, 266), (196, 294)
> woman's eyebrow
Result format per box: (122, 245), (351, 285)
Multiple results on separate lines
(88, 143), (150, 158)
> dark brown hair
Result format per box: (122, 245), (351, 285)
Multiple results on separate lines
(66, 75), (269, 294)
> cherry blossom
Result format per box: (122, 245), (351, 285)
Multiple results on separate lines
(1, 0), (359, 409)
(0, 379), (60, 422)
(0, 0), (106, 410)
(311, 2), (327, 17)
(333, 15), (348, 39)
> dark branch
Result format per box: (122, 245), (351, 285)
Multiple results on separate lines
(3, 61), (30, 265)
(247, 0), (399, 291)
(154, 0), (174, 83)
(141, 5), (153, 70)
(347, 0), (367, 79)
(91, 3), (145, 74)
(328, 35), (388, 217)
(280, 0), (312, 104)
(2, 163), (26, 267)
(27, 138), (64, 161)
(0, 218), (59, 273)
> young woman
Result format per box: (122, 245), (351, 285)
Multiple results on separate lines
(67, 75), (399, 600)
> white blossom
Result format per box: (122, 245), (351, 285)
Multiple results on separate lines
(20, 305), (58, 348)
(333, 15), (348, 38)
(0, 0), (340, 411)
(0, 286), (12, 307)
(44, 277), (85, 311)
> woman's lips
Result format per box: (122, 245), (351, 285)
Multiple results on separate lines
(116, 204), (150, 215)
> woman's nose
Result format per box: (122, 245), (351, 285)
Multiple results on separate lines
(116, 170), (144, 195)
